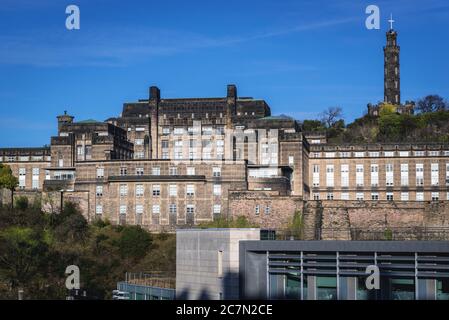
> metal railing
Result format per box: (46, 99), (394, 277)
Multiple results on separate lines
(262, 227), (449, 241)
(125, 271), (175, 289)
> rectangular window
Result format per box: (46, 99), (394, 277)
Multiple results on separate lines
(313, 193), (320, 200)
(96, 167), (104, 178)
(288, 156), (294, 165)
(312, 165), (320, 187)
(416, 164), (424, 186)
(152, 167), (160, 175)
(96, 185), (103, 197)
(212, 167), (221, 177)
(152, 185), (160, 196)
(401, 192), (409, 201)
(371, 193), (379, 200)
(120, 167), (127, 176)
(341, 192), (349, 200)
(354, 152), (364, 158)
(326, 165), (334, 187)
(327, 193), (334, 200)
(213, 204), (221, 214)
(386, 192), (394, 201)
(119, 184), (128, 197)
(136, 184), (144, 197)
(264, 206), (270, 215)
(152, 204), (160, 214)
(136, 167), (144, 176)
(356, 192), (364, 201)
(169, 184), (177, 197)
(370, 164), (379, 187)
(135, 138), (144, 145)
(432, 192), (439, 201)
(186, 205), (195, 214)
(213, 184), (221, 196)
(431, 163), (439, 186)
(386, 163), (394, 186)
(356, 164), (364, 187)
(416, 192), (424, 201)
(18, 168), (26, 189)
(341, 164), (349, 187)
(136, 204), (144, 215)
(169, 167), (178, 175)
(384, 151), (394, 157)
(169, 204), (177, 214)
(96, 205), (103, 214)
(187, 167), (195, 176)
(399, 151), (409, 157)
(32, 168), (39, 189)
(414, 151), (425, 156)
(400, 164), (409, 186)
(255, 205), (260, 215)
(446, 163), (449, 186)
(120, 205), (127, 215)
(186, 184), (195, 196)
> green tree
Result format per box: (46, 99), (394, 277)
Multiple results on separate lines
(0, 164), (19, 209)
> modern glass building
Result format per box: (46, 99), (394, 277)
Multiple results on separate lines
(239, 241), (449, 300)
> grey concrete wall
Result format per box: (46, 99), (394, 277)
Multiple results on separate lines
(176, 228), (260, 300)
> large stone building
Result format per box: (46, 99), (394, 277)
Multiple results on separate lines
(1, 26), (449, 233)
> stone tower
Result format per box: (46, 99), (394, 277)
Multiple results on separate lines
(384, 22), (400, 105)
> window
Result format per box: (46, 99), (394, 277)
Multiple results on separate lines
(416, 192), (424, 201)
(401, 192), (409, 201)
(187, 167), (195, 175)
(96, 167), (105, 178)
(327, 193), (334, 200)
(369, 152), (380, 157)
(386, 163), (394, 186)
(386, 192), (394, 201)
(326, 165), (334, 187)
(325, 152), (335, 158)
(152, 205), (160, 214)
(313, 193), (320, 200)
(96, 205), (103, 215)
(119, 184), (128, 197)
(399, 151), (409, 157)
(341, 192), (349, 200)
(384, 151), (394, 157)
(370, 164), (379, 187)
(19, 168), (26, 189)
(169, 167), (178, 175)
(432, 192), (439, 201)
(162, 151), (169, 159)
(162, 127), (170, 135)
(312, 165), (320, 187)
(152, 185), (160, 196)
(416, 164), (424, 186)
(174, 127), (184, 135)
(161, 140), (169, 149)
(341, 164), (349, 187)
(134, 152), (145, 159)
(120, 167), (127, 176)
(288, 156), (294, 165)
(371, 193), (379, 200)
(169, 184), (177, 197)
(186, 205), (195, 215)
(212, 167), (221, 177)
(136, 204), (144, 215)
(429, 150), (440, 156)
(340, 152), (350, 158)
(431, 163), (439, 186)
(446, 163), (449, 185)
(135, 138), (144, 145)
(255, 205), (260, 215)
(186, 184), (195, 196)
(136, 167), (144, 176)
(169, 204), (177, 214)
(213, 184), (221, 196)
(354, 152), (364, 158)
(136, 184), (144, 197)
(356, 193), (364, 201)
(32, 168), (39, 189)
(400, 164), (409, 186)
(264, 206), (270, 215)
(120, 205), (127, 215)
(45, 170), (51, 180)
(213, 205), (221, 214)
(152, 167), (160, 175)
(96, 185), (103, 197)
(414, 151), (425, 156)
(356, 164), (364, 187)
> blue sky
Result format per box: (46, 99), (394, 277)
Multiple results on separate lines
(0, 0), (448, 147)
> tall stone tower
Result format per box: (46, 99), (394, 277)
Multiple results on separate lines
(384, 18), (400, 105)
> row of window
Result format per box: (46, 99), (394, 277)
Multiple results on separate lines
(0, 156), (51, 162)
(313, 163), (449, 187)
(313, 192), (448, 201)
(17, 168), (50, 189)
(311, 150), (449, 158)
(95, 204), (222, 215)
(96, 166), (222, 178)
(254, 205), (271, 215)
(162, 126), (225, 136)
(96, 183), (222, 197)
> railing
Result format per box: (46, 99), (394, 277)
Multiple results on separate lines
(125, 271), (175, 289)
(263, 227), (449, 241)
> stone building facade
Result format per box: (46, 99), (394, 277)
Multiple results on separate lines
(1, 27), (448, 233)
